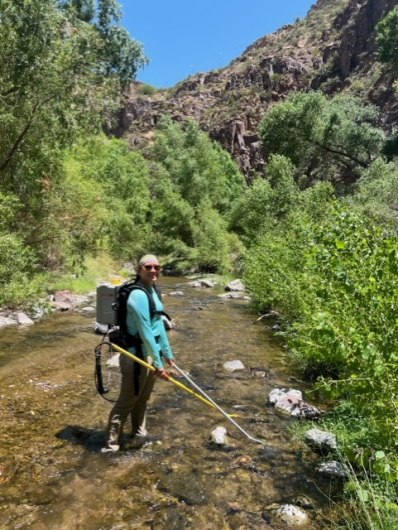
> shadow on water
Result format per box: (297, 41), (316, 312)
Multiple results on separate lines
(0, 278), (341, 529)
(56, 426), (106, 453)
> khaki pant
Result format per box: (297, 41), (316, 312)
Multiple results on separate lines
(104, 353), (156, 451)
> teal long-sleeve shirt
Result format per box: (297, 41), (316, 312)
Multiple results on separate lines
(126, 286), (173, 369)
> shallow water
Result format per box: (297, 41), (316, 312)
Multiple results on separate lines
(0, 279), (336, 529)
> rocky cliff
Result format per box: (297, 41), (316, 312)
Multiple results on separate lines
(113, 0), (398, 181)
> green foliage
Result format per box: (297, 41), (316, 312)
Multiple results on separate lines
(147, 117), (246, 272)
(259, 92), (385, 182)
(60, 0), (148, 85)
(59, 135), (151, 263)
(376, 6), (398, 71)
(135, 83), (158, 96)
(347, 158), (398, 226)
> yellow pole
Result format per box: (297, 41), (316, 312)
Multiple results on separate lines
(110, 343), (238, 416)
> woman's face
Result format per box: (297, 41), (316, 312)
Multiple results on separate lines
(138, 261), (162, 285)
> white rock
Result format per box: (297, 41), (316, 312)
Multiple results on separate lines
(223, 360), (245, 372)
(0, 316), (17, 329)
(16, 313), (34, 325)
(268, 388), (302, 405)
(274, 504), (308, 526)
(210, 426), (228, 444)
(81, 306), (95, 315)
(318, 461), (349, 479)
(169, 291), (184, 296)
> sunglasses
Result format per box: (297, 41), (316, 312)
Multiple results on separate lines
(143, 264), (162, 272)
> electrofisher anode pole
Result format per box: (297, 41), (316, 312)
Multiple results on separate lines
(110, 343), (264, 445)
(172, 362), (264, 445)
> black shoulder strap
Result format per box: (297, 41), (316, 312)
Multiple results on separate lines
(129, 283), (161, 319)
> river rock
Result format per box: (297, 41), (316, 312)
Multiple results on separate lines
(52, 301), (71, 311)
(318, 461), (349, 479)
(16, 313), (34, 325)
(81, 306), (95, 316)
(0, 316), (17, 328)
(225, 279), (245, 292)
(275, 394), (320, 419)
(200, 279), (215, 288)
(187, 279), (215, 288)
(305, 428), (337, 453)
(169, 290), (184, 296)
(54, 290), (73, 303)
(268, 388), (302, 404)
(223, 360), (245, 372)
(272, 504), (309, 526)
(209, 426), (235, 449)
(218, 292), (241, 299)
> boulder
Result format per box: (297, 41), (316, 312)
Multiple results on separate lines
(305, 428), (337, 453)
(218, 292), (241, 299)
(318, 461), (349, 479)
(54, 290), (73, 303)
(268, 388), (302, 405)
(0, 316), (17, 329)
(16, 313), (34, 325)
(275, 394), (320, 419)
(225, 279), (245, 292)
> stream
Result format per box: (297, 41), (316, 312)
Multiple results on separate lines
(0, 278), (338, 529)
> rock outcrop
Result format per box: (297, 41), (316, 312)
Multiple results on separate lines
(111, 0), (398, 181)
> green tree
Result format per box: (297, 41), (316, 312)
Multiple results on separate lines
(60, 0), (148, 85)
(259, 92), (385, 183)
(148, 117), (246, 272)
(376, 5), (398, 71)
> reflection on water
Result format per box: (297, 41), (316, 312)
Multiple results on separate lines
(0, 279), (334, 529)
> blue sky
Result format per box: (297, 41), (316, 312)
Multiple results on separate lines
(121, 1), (315, 88)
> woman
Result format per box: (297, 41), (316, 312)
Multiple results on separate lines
(102, 254), (174, 453)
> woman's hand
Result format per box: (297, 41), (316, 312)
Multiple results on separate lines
(165, 358), (174, 366)
(155, 367), (170, 381)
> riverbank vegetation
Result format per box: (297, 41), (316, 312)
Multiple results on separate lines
(1, 1), (398, 526)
